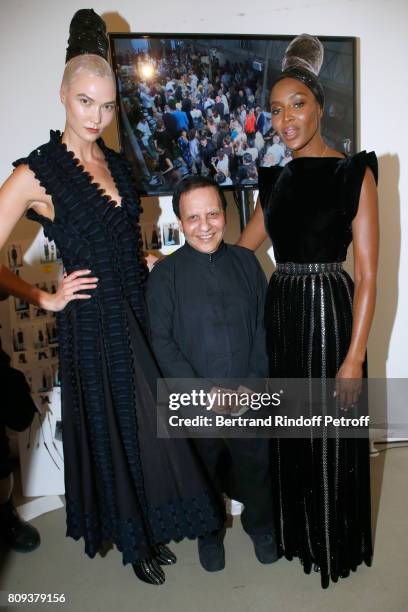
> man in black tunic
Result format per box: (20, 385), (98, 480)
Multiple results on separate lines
(146, 176), (277, 571)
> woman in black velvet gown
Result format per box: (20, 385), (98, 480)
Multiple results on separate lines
(238, 35), (379, 588)
(0, 10), (223, 585)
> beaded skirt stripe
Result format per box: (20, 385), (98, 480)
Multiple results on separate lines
(265, 266), (372, 588)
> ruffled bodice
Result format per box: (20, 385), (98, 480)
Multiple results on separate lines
(258, 151), (378, 263)
(14, 130), (148, 329)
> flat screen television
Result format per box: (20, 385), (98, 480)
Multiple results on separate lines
(109, 33), (356, 196)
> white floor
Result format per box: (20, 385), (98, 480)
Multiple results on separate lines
(0, 445), (407, 612)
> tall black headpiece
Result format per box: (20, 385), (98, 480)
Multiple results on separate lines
(65, 9), (109, 63)
(275, 34), (325, 108)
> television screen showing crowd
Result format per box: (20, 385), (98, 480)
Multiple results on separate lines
(111, 36), (355, 195)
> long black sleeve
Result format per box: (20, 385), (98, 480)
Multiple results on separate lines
(248, 260), (269, 379)
(146, 261), (198, 379)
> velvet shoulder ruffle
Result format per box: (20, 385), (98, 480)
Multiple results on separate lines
(340, 150), (378, 222)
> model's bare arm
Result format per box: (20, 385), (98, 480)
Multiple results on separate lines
(236, 197), (267, 251)
(347, 168), (379, 366)
(336, 167), (379, 403)
(0, 165), (97, 310)
(0, 165), (47, 306)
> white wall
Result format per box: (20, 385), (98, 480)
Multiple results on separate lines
(0, 0), (407, 378)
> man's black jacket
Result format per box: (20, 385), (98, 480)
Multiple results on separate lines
(146, 241), (268, 382)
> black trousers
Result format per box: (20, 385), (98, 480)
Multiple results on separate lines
(0, 423), (11, 480)
(0, 350), (37, 479)
(193, 437), (275, 536)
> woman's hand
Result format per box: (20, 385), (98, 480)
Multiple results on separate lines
(335, 358), (363, 411)
(46, 270), (98, 312)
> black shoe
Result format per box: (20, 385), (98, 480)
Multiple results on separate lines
(249, 532), (278, 564)
(132, 559), (165, 585)
(0, 498), (40, 553)
(153, 543), (177, 565)
(197, 529), (225, 572)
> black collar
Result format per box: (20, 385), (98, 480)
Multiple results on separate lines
(183, 240), (227, 263)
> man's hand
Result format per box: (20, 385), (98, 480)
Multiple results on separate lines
(207, 387), (237, 414)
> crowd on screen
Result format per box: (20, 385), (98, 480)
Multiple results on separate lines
(115, 44), (293, 190)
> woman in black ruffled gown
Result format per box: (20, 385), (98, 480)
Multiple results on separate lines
(238, 36), (379, 588)
(0, 11), (223, 585)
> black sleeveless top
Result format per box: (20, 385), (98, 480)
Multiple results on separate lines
(258, 151), (378, 263)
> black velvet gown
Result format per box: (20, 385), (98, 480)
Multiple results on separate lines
(14, 131), (224, 565)
(258, 151), (378, 588)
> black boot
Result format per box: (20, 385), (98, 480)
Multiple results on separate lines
(0, 498), (40, 553)
(153, 543), (177, 565)
(249, 532), (278, 564)
(132, 558), (165, 585)
(197, 529), (226, 572)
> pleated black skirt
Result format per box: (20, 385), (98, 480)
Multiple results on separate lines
(60, 301), (224, 565)
(265, 263), (372, 588)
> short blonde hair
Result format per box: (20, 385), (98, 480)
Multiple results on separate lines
(61, 54), (115, 89)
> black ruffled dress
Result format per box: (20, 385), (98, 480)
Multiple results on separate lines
(258, 151), (378, 588)
(14, 131), (223, 565)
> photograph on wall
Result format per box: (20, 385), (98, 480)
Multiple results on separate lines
(33, 324), (48, 350)
(7, 243), (23, 269)
(162, 222), (181, 246)
(46, 321), (58, 345)
(16, 310), (31, 321)
(110, 34), (356, 195)
(37, 368), (53, 393)
(142, 223), (162, 250)
(16, 352), (28, 366)
(51, 363), (61, 388)
(40, 237), (58, 264)
(14, 294), (30, 314)
(12, 328), (27, 352)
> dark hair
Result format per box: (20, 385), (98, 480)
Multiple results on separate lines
(273, 67), (325, 109)
(172, 176), (227, 218)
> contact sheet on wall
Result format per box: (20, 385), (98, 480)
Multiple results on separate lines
(0, 229), (65, 496)
(141, 221), (183, 251)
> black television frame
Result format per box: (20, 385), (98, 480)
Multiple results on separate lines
(109, 32), (357, 199)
